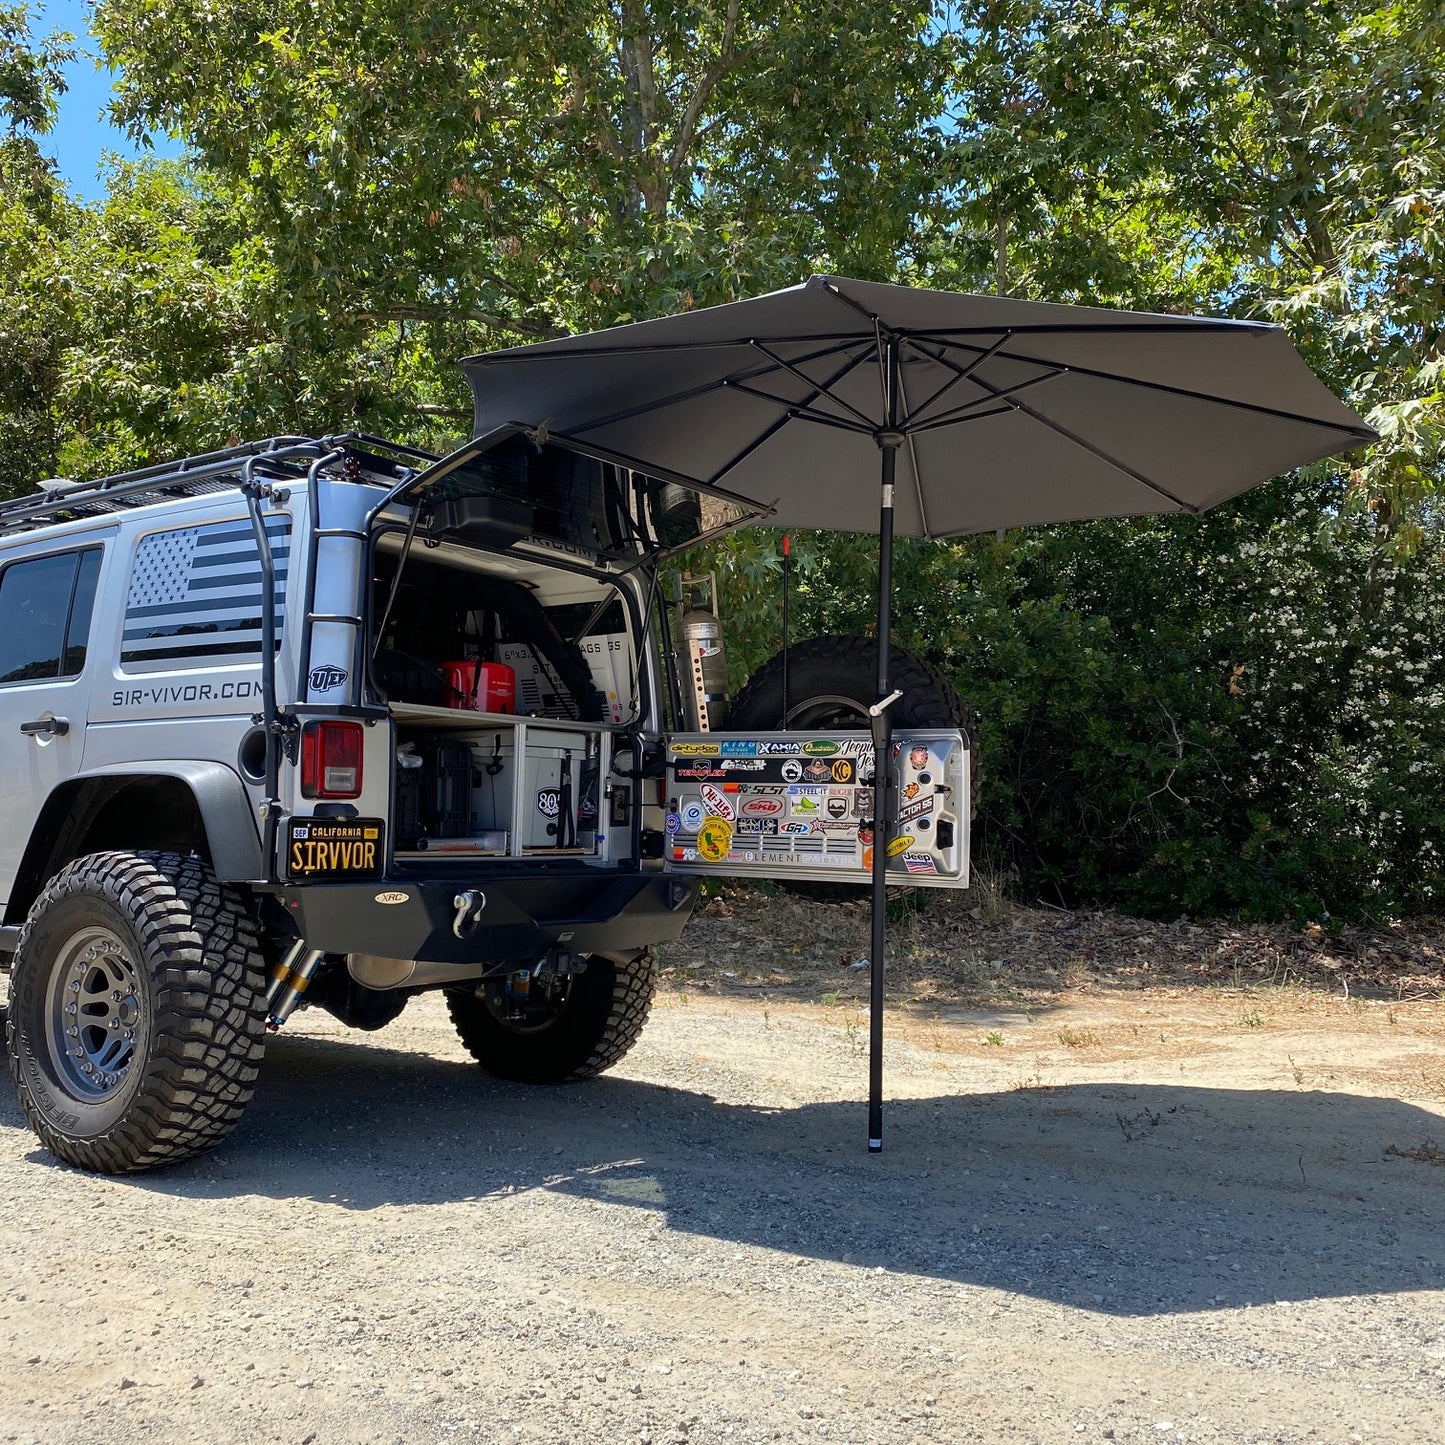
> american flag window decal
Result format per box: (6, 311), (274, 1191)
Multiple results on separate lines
(121, 516), (290, 667)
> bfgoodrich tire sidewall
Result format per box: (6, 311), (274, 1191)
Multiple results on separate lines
(9, 892), (153, 1141)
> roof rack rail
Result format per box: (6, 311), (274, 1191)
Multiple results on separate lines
(0, 432), (441, 537)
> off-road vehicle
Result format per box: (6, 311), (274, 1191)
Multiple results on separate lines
(0, 428), (972, 1172)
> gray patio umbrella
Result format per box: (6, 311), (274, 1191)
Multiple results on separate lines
(460, 274), (1375, 1152)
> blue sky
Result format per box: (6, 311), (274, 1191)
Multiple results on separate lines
(33, 0), (183, 200)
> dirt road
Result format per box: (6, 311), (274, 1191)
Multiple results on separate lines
(2, 942), (1443, 1445)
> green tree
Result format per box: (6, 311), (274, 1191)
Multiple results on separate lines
(0, 2), (74, 487)
(94, 0), (950, 373)
(936, 0), (1444, 523)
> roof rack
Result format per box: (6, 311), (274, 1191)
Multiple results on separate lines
(0, 433), (441, 537)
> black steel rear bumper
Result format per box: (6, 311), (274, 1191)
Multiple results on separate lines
(267, 867), (697, 964)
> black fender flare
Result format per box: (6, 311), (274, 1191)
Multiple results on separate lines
(5, 763), (264, 927)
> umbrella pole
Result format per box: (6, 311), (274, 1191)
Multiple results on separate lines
(868, 342), (903, 1154)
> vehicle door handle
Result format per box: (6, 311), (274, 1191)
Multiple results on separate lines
(20, 716), (69, 738)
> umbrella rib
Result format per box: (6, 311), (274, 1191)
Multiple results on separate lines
(913, 344), (1194, 509)
(906, 403), (1017, 435)
(750, 341), (879, 429)
(907, 368), (1068, 433)
(996, 392), (1197, 511)
(558, 340), (860, 437)
(527, 427), (775, 515)
(908, 319), (1274, 338)
(933, 337), (1375, 439)
(893, 350), (930, 534)
(707, 348), (878, 488)
(812, 276), (887, 327)
(723, 381), (876, 434)
(903, 333), (1013, 426)
(467, 331), (870, 362)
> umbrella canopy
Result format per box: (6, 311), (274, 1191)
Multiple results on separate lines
(459, 275), (1373, 1155)
(462, 275), (1374, 537)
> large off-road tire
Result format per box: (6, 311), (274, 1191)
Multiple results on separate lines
(5, 851), (267, 1173)
(729, 635), (977, 901)
(446, 948), (656, 1084)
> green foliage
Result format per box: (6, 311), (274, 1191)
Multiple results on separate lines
(717, 476), (1445, 921)
(0, 1), (1442, 918)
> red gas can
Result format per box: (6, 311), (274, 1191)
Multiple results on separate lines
(441, 661), (516, 714)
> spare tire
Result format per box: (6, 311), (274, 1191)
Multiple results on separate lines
(727, 635), (977, 900)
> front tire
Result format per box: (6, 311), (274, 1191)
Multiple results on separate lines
(5, 851), (267, 1173)
(447, 949), (656, 1083)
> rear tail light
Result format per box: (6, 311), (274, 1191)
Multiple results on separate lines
(300, 720), (364, 799)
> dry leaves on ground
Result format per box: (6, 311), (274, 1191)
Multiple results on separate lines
(659, 881), (1445, 1010)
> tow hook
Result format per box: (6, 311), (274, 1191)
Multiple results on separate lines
(452, 890), (486, 940)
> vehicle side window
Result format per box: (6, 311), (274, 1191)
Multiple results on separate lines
(0, 548), (102, 686)
(65, 549), (103, 674)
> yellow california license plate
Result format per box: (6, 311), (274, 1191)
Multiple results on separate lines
(287, 818), (384, 880)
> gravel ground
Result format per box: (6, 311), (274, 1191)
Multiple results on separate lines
(2, 898), (1443, 1445)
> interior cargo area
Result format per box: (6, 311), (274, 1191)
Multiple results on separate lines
(370, 533), (646, 865)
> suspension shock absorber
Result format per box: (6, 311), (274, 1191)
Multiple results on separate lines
(265, 939), (326, 1028)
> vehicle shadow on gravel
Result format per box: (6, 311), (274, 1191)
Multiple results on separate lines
(7, 1027), (1437, 1319)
